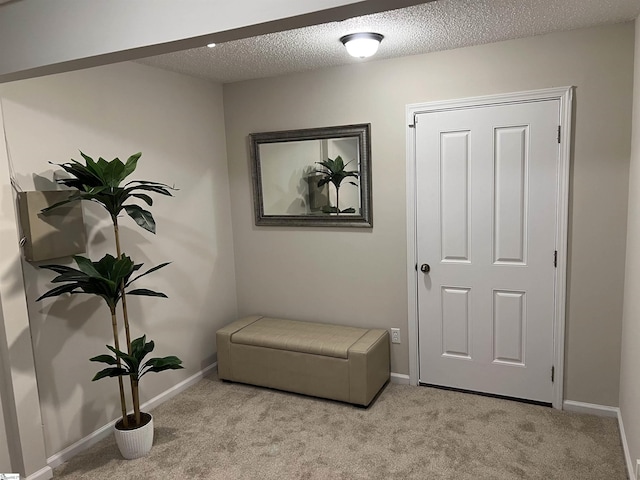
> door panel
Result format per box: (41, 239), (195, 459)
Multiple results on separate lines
(494, 125), (528, 264)
(440, 131), (471, 263)
(416, 100), (559, 403)
(441, 286), (471, 358)
(492, 289), (525, 365)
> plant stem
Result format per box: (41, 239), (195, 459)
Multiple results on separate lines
(110, 308), (129, 428)
(131, 380), (141, 427)
(335, 185), (340, 215)
(113, 215), (137, 426)
(113, 216), (132, 351)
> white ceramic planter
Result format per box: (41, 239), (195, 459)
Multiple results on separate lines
(114, 413), (154, 459)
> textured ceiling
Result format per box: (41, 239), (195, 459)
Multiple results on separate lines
(138, 0), (640, 84)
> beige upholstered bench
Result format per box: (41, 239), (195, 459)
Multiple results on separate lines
(216, 315), (390, 407)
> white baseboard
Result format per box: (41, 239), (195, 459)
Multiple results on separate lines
(26, 466), (53, 480)
(562, 400), (619, 418)
(564, 400), (634, 480)
(617, 409), (635, 480)
(47, 362), (217, 469)
(390, 372), (410, 385)
(140, 362), (217, 413)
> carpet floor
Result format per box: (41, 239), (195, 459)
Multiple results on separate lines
(53, 373), (627, 479)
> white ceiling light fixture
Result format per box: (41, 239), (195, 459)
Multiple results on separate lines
(340, 32), (383, 59)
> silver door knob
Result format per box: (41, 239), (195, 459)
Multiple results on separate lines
(420, 264), (430, 274)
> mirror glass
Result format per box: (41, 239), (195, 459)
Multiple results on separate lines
(250, 124), (372, 227)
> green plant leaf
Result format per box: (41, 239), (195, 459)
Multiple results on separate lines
(131, 335), (147, 355)
(131, 335), (155, 361)
(127, 288), (168, 298)
(140, 356), (183, 377)
(89, 354), (118, 365)
(315, 156), (359, 195)
(92, 367), (129, 381)
(46, 154), (175, 234)
(40, 192), (82, 213)
(80, 152), (103, 180)
(52, 157), (102, 188)
(73, 255), (103, 278)
(125, 184), (173, 197)
(106, 345), (139, 372)
(102, 158), (126, 187)
(131, 193), (153, 206)
(102, 255), (134, 283)
(123, 152), (141, 179)
(124, 205), (156, 234)
(36, 283), (80, 301)
(38, 253), (164, 313)
(125, 262), (170, 287)
(50, 271), (92, 283)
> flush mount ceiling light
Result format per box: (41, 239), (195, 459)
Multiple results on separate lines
(340, 32), (384, 59)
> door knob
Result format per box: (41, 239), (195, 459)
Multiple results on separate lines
(420, 263), (430, 274)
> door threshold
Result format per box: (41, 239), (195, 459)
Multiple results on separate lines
(418, 382), (552, 408)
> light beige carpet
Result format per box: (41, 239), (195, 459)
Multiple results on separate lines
(53, 373), (627, 479)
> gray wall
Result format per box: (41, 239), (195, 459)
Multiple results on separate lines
(0, 348), (13, 472)
(0, 61), (238, 456)
(619, 15), (640, 472)
(224, 22), (634, 407)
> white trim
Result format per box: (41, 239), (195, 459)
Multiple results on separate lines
(47, 418), (116, 470)
(562, 400), (618, 418)
(140, 362), (217, 413)
(25, 466), (53, 480)
(552, 86), (573, 411)
(406, 87), (573, 409)
(47, 362), (217, 469)
(617, 409), (635, 480)
(406, 87), (574, 113)
(564, 401), (633, 479)
(390, 372), (410, 385)
(406, 106), (419, 387)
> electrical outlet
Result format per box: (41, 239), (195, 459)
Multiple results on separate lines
(390, 328), (401, 344)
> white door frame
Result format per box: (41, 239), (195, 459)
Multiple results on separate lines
(405, 86), (573, 410)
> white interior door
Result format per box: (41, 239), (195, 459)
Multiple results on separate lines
(416, 99), (560, 404)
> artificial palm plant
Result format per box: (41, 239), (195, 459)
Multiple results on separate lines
(315, 155), (359, 215)
(37, 152), (182, 441)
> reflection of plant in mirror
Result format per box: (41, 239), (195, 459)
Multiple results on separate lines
(315, 155), (358, 215)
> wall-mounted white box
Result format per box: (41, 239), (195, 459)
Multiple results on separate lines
(17, 191), (86, 262)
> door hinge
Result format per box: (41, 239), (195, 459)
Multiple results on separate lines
(551, 366), (555, 383)
(554, 250), (558, 268)
(557, 125), (561, 144)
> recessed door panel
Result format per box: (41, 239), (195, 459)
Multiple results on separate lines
(494, 126), (528, 265)
(441, 286), (471, 359)
(493, 290), (526, 365)
(440, 131), (471, 263)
